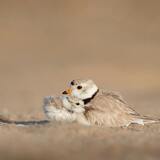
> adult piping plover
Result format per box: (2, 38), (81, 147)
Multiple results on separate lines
(43, 95), (90, 125)
(63, 79), (159, 127)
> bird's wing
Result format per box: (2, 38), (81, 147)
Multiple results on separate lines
(85, 91), (140, 127)
(101, 90), (127, 104)
(96, 90), (140, 115)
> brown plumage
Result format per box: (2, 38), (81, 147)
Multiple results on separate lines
(63, 79), (160, 127)
(84, 90), (155, 127)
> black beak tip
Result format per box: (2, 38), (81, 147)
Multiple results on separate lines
(62, 91), (68, 94)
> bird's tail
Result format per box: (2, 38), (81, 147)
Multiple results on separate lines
(132, 116), (160, 125)
(141, 116), (160, 124)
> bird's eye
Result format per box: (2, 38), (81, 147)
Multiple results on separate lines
(77, 86), (82, 89)
(76, 103), (80, 105)
(70, 80), (75, 85)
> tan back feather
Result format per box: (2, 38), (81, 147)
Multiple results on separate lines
(85, 90), (140, 127)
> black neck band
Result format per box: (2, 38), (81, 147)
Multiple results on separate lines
(83, 89), (99, 105)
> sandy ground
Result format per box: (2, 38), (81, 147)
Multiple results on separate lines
(0, 0), (160, 160)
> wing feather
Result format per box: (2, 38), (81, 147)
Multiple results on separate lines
(85, 90), (141, 127)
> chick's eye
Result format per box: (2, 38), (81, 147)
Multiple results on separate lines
(76, 103), (80, 105)
(77, 85), (82, 89)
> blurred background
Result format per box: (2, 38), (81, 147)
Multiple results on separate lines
(0, 0), (160, 116)
(1, 1), (160, 160)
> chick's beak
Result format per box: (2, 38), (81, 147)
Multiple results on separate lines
(62, 88), (72, 95)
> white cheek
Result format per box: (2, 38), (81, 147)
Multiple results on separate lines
(71, 90), (81, 98)
(72, 107), (85, 113)
(62, 98), (72, 110)
(86, 85), (98, 95)
(71, 90), (89, 99)
(71, 84), (98, 99)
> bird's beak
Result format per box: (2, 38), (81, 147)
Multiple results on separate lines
(62, 88), (72, 95)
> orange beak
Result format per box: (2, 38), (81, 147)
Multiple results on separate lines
(62, 88), (72, 95)
(66, 88), (72, 95)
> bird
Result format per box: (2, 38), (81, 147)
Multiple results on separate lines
(43, 96), (74, 122)
(0, 95), (88, 127)
(43, 95), (89, 125)
(62, 79), (160, 127)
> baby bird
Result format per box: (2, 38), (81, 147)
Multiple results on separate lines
(43, 96), (74, 122)
(43, 95), (89, 125)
